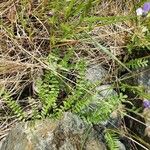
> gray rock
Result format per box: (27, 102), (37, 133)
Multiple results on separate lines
(85, 64), (116, 103)
(1, 112), (106, 150)
(138, 68), (150, 93)
(85, 64), (116, 104)
(86, 64), (107, 83)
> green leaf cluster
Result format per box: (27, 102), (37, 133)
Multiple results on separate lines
(0, 88), (25, 120)
(125, 57), (148, 69)
(105, 130), (120, 150)
(35, 48), (127, 125)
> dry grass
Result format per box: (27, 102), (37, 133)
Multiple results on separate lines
(76, 0), (135, 75)
(0, 0), (50, 139)
(0, 0), (135, 92)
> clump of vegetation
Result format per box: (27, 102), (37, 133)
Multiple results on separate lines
(1, 0), (150, 149)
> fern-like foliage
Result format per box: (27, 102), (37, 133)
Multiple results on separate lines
(0, 88), (25, 120)
(27, 98), (41, 120)
(125, 58), (148, 69)
(121, 83), (150, 100)
(63, 65), (94, 117)
(36, 48), (95, 119)
(36, 48), (75, 118)
(84, 93), (127, 124)
(36, 48), (128, 134)
(37, 72), (59, 118)
(105, 130), (120, 150)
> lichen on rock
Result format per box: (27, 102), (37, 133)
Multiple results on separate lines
(1, 112), (106, 150)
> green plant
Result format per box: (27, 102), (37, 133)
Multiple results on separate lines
(0, 88), (25, 121)
(27, 97), (41, 120)
(84, 93), (127, 124)
(121, 83), (150, 100)
(36, 47), (128, 127)
(105, 130), (120, 150)
(37, 72), (60, 118)
(125, 57), (149, 69)
(36, 48), (92, 118)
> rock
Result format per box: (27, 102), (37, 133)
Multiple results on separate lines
(1, 112), (106, 150)
(85, 64), (117, 104)
(86, 64), (107, 83)
(137, 68), (150, 93)
(86, 140), (105, 150)
(85, 64), (116, 107)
